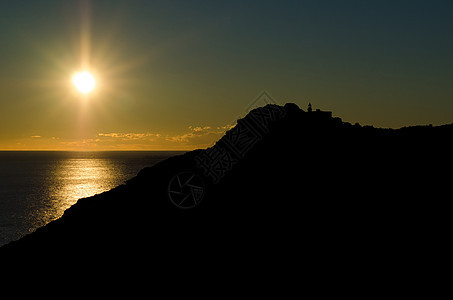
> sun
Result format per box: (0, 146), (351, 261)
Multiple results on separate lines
(72, 71), (96, 94)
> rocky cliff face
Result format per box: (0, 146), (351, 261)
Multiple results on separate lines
(1, 103), (450, 276)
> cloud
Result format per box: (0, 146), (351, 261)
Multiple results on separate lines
(217, 124), (235, 131)
(164, 125), (230, 146)
(97, 133), (160, 140)
(95, 124), (233, 149)
(5, 124), (235, 151)
(190, 126), (211, 132)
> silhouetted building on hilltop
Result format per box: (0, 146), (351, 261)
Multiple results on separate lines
(306, 103), (332, 119)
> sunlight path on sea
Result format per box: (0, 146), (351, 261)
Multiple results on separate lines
(0, 151), (183, 246)
(39, 159), (121, 219)
(33, 158), (122, 226)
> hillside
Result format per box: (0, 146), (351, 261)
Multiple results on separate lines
(1, 103), (450, 274)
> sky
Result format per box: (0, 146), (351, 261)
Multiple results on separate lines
(1, 0), (453, 150)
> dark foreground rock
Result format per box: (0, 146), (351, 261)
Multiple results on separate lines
(1, 104), (450, 280)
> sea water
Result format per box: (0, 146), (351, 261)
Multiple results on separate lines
(0, 151), (184, 246)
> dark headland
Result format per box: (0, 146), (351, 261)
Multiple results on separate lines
(1, 103), (450, 273)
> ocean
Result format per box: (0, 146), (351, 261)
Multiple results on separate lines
(0, 151), (184, 247)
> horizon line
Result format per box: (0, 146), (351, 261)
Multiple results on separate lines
(0, 149), (191, 152)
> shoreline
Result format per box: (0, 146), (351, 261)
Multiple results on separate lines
(2, 103), (450, 258)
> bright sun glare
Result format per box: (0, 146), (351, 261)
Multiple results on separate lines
(73, 71), (95, 94)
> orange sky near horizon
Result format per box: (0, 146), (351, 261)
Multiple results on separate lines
(1, 1), (453, 151)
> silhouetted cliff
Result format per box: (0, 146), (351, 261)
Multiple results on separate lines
(1, 103), (450, 278)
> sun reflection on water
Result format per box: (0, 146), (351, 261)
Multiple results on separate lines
(0, 151), (182, 246)
(29, 157), (126, 230)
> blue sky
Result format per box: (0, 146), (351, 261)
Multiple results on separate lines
(1, 0), (453, 149)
